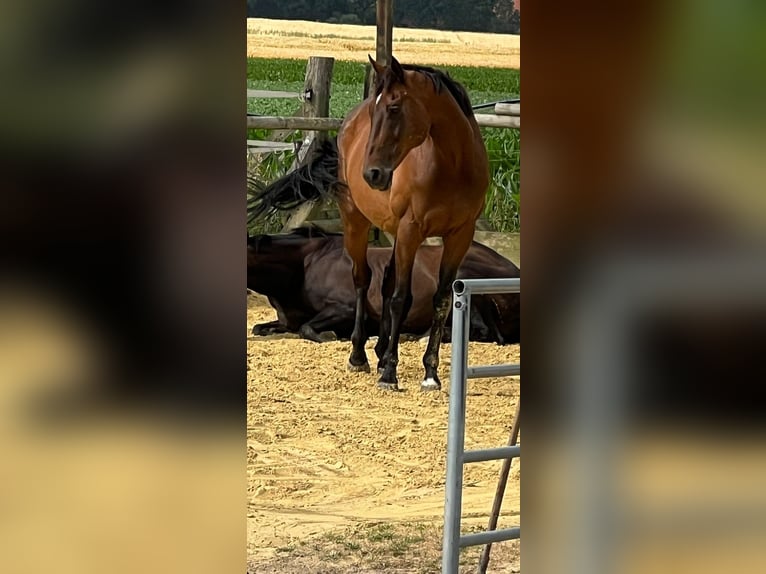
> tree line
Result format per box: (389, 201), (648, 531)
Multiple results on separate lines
(247, 0), (520, 34)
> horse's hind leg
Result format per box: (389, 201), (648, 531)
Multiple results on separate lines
(421, 227), (474, 391)
(341, 208), (372, 372)
(297, 304), (349, 343)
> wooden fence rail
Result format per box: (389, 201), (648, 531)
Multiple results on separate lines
(247, 113), (519, 131)
(247, 89), (301, 99)
(247, 56), (334, 157)
(494, 103), (520, 116)
(246, 140), (296, 152)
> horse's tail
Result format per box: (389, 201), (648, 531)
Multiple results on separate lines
(247, 137), (341, 222)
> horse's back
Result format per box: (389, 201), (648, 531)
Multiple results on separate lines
(302, 238), (355, 308)
(459, 241), (521, 279)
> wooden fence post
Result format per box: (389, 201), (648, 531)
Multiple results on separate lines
(301, 56), (334, 144)
(376, 0), (394, 65)
(282, 56), (334, 232)
(365, 0), (394, 99)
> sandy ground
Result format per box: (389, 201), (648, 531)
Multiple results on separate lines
(247, 292), (520, 570)
(247, 18), (520, 68)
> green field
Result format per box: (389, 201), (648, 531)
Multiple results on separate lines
(247, 58), (520, 232)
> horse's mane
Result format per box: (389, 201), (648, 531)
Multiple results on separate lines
(375, 63), (474, 118)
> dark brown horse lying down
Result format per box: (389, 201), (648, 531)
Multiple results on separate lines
(248, 227), (519, 345)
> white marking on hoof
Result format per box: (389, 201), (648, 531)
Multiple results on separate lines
(421, 378), (441, 391)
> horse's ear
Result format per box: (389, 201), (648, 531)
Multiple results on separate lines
(368, 54), (384, 76)
(390, 56), (404, 82)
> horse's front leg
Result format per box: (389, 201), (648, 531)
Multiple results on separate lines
(378, 226), (422, 390)
(421, 227), (474, 391)
(341, 210), (372, 372)
(374, 248), (396, 373)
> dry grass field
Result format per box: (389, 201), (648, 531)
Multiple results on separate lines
(247, 18), (520, 68)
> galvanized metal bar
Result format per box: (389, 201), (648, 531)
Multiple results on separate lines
(442, 286), (472, 574)
(463, 445), (520, 464)
(466, 363), (520, 379)
(460, 527), (520, 548)
(454, 278), (520, 296)
(443, 277), (521, 574)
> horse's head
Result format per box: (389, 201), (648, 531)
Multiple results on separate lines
(363, 55), (431, 191)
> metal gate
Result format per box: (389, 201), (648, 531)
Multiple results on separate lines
(442, 277), (521, 574)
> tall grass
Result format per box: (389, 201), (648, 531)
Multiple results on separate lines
(483, 128), (520, 231)
(247, 57), (520, 233)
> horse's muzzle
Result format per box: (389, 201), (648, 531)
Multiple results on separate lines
(363, 167), (393, 191)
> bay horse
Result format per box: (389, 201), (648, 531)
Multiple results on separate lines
(247, 226), (520, 345)
(250, 56), (490, 391)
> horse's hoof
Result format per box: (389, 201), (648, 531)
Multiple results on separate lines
(347, 361), (371, 373)
(421, 378), (441, 392)
(377, 380), (400, 391)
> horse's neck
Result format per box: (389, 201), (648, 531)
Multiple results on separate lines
(427, 90), (475, 138)
(426, 95), (483, 170)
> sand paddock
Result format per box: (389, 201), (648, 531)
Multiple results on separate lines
(247, 292), (520, 572)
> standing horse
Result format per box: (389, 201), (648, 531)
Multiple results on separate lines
(250, 56), (490, 391)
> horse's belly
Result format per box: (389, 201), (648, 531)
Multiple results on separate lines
(402, 307), (433, 333)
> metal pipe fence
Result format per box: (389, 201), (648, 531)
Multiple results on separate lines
(442, 277), (521, 574)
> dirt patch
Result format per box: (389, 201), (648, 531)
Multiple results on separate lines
(247, 18), (520, 69)
(247, 292), (520, 571)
